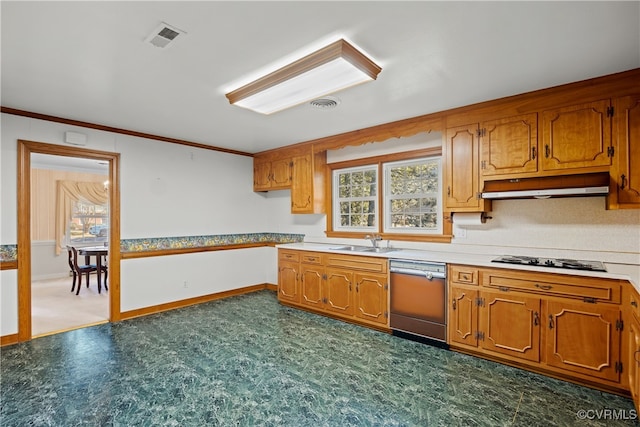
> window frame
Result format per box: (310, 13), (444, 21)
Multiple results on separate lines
(326, 147), (452, 243)
(332, 164), (379, 233)
(383, 157), (443, 235)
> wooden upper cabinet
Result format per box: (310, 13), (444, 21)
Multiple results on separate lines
(541, 99), (613, 172)
(444, 124), (489, 211)
(291, 151), (326, 214)
(253, 157), (292, 191)
(611, 94), (640, 208)
(480, 113), (538, 177)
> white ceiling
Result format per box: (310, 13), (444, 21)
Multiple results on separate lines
(2, 2), (639, 155)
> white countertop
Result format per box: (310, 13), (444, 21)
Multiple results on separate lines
(277, 242), (640, 290)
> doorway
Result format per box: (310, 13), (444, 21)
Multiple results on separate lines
(17, 140), (121, 342)
(31, 153), (109, 336)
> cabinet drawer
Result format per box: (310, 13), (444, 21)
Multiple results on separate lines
(450, 265), (479, 285)
(325, 254), (388, 273)
(301, 253), (323, 264)
(279, 250), (300, 263)
(482, 268), (621, 303)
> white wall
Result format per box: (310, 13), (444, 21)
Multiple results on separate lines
(0, 113), (272, 336)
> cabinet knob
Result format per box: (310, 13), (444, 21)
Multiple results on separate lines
(548, 314), (554, 329)
(545, 144), (550, 158)
(534, 311), (539, 326)
(620, 174), (627, 190)
(631, 300), (638, 308)
(452, 299), (457, 310)
(531, 147), (537, 160)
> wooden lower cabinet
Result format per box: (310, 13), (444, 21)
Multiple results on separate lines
(480, 291), (541, 363)
(300, 264), (323, 309)
(447, 264), (626, 394)
(545, 300), (621, 382)
(278, 249), (389, 329)
(354, 273), (388, 326)
(449, 285), (478, 347)
(628, 313), (640, 408)
(278, 260), (299, 304)
(325, 268), (355, 317)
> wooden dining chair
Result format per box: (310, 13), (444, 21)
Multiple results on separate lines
(67, 246), (100, 295)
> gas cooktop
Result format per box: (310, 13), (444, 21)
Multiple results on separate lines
(492, 255), (607, 272)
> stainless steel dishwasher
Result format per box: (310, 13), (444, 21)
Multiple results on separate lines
(389, 259), (447, 347)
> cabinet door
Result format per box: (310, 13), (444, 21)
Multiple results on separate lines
(541, 99), (612, 171)
(612, 94), (640, 207)
(291, 154), (314, 213)
(354, 273), (388, 326)
(325, 268), (355, 317)
(480, 291), (541, 363)
(480, 113), (538, 176)
(278, 261), (299, 304)
(253, 160), (272, 191)
(449, 286), (478, 347)
(628, 317), (640, 406)
(545, 301), (621, 382)
(444, 124), (483, 209)
(300, 264), (324, 309)
(271, 158), (292, 189)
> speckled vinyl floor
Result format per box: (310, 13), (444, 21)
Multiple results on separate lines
(1, 290), (638, 426)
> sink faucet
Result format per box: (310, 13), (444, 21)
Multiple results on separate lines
(365, 234), (383, 248)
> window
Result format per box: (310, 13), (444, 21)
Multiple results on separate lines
(333, 165), (378, 232)
(330, 152), (444, 238)
(67, 199), (109, 244)
(384, 158), (442, 234)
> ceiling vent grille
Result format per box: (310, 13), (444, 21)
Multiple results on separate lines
(145, 22), (185, 48)
(310, 96), (341, 110)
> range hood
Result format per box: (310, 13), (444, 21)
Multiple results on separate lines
(481, 173), (610, 200)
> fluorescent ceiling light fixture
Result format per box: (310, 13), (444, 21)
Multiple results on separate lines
(225, 39), (381, 114)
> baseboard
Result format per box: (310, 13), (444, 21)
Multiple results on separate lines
(1, 333), (19, 347)
(120, 283), (276, 321)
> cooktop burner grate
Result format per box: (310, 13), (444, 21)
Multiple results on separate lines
(492, 256), (606, 272)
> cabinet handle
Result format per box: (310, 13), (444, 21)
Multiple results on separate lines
(452, 299), (457, 310)
(548, 314), (554, 329)
(635, 350), (640, 364)
(356, 281), (359, 292)
(545, 144), (550, 158)
(447, 186), (451, 196)
(620, 174), (627, 190)
(534, 311), (539, 326)
(531, 147), (536, 159)
(498, 286), (509, 292)
(535, 283), (553, 290)
(632, 300), (638, 308)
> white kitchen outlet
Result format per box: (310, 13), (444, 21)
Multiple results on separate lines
(183, 281), (188, 288)
(456, 228), (467, 239)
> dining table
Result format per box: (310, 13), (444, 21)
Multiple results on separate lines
(78, 245), (109, 293)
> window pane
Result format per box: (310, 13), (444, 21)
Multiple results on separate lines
(383, 157), (442, 234)
(333, 166), (378, 231)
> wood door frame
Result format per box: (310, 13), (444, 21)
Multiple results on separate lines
(17, 140), (121, 341)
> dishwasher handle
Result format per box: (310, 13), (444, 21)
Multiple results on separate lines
(390, 267), (446, 280)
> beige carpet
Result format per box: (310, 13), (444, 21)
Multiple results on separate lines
(31, 275), (109, 337)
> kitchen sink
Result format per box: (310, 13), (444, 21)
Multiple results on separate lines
(360, 247), (398, 253)
(329, 245), (397, 253)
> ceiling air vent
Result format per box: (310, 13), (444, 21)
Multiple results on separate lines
(145, 22), (186, 48)
(310, 96), (341, 110)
